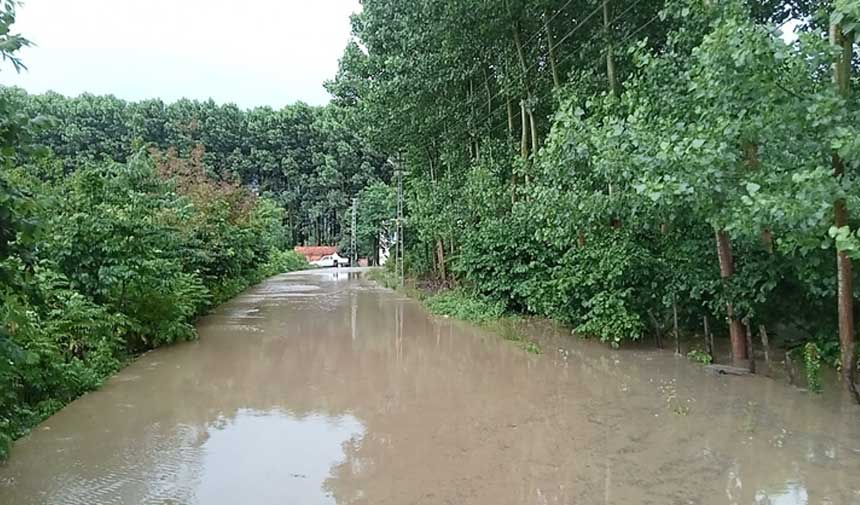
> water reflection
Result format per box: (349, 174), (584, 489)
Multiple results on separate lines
(755, 481), (808, 505)
(193, 410), (363, 505)
(322, 268), (363, 283)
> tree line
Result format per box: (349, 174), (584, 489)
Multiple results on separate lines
(329, 0), (860, 397)
(0, 86), (392, 249)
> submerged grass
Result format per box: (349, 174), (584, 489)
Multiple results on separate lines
(368, 268), (541, 354)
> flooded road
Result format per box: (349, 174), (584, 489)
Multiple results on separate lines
(2, 268), (860, 505)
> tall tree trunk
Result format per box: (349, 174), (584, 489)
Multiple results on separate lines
(508, 96), (517, 203)
(436, 239), (447, 281)
(529, 109), (539, 155)
(373, 234), (380, 266)
(512, 20), (538, 153)
(716, 229), (748, 363)
(673, 293), (680, 355)
(520, 100), (530, 187)
(713, 141), (761, 364)
(544, 9), (561, 90)
(483, 67), (493, 115)
(704, 315), (714, 362)
(759, 324), (771, 374)
(426, 147), (437, 182)
(512, 21), (529, 85)
(745, 320), (756, 374)
(603, 0), (619, 97)
(832, 19), (858, 399)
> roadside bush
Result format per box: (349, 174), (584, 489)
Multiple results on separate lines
(424, 289), (506, 325)
(0, 148), (304, 459)
(261, 249), (309, 277)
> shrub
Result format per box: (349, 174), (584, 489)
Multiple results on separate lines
(0, 148), (292, 458)
(424, 289), (506, 325)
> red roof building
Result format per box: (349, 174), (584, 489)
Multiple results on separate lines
(294, 246), (339, 262)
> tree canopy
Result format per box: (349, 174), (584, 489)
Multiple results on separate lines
(330, 0), (860, 396)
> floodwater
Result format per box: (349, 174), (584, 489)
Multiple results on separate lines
(2, 269), (860, 505)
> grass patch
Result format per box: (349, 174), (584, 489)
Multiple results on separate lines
(367, 268), (542, 354)
(424, 289), (506, 325)
(367, 267), (402, 291)
(375, 278), (542, 354)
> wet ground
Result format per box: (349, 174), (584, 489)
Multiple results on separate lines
(1, 268), (860, 505)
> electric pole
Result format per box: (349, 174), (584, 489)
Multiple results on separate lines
(350, 197), (358, 267)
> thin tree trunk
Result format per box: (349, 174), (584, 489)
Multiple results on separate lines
(520, 100), (529, 159)
(673, 293), (681, 355)
(716, 229), (748, 363)
(759, 324), (771, 375)
(762, 228), (774, 253)
(520, 100), (530, 188)
(745, 320), (756, 374)
(509, 95), (517, 203)
(373, 234), (380, 266)
(483, 67), (493, 116)
(603, 0), (619, 97)
(830, 20), (859, 401)
(469, 79), (479, 162)
(529, 109), (539, 155)
(704, 315), (714, 362)
(512, 21), (529, 85)
(713, 141), (761, 365)
(785, 350), (797, 386)
(512, 19), (538, 156)
(436, 239), (447, 281)
(544, 9), (561, 90)
(649, 311), (663, 349)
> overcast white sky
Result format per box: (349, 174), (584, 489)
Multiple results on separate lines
(0, 0), (361, 109)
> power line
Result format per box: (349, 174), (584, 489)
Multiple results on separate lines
(401, 1), (656, 160)
(473, 0), (649, 139)
(350, 196), (358, 266)
(475, 11), (661, 146)
(431, 0), (607, 137)
(521, 0), (580, 50)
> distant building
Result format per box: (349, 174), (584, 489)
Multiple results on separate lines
(294, 246), (349, 267)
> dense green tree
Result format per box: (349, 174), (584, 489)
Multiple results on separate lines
(331, 0), (858, 395)
(352, 181), (396, 264)
(0, 88), (392, 247)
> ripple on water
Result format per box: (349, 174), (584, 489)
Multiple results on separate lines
(4, 410), (364, 505)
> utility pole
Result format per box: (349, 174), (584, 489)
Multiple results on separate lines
(350, 197), (358, 267)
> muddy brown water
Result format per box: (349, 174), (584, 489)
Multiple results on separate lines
(1, 268), (859, 505)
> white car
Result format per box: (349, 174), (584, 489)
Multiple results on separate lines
(311, 253), (350, 268)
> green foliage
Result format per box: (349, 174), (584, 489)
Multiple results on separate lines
(425, 289), (506, 325)
(687, 349), (713, 365)
(424, 288), (541, 354)
(353, 181), (395, 263)
(0, 148), (307, 459)
(260, 249), (310, 277)
(804, 342), (823, 393)
(0, 87), (391, 248)
(332, 0), (859, 375)
(0, 0), (29, 73)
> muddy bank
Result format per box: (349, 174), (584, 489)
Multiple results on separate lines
(1, 268), (859, 504)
